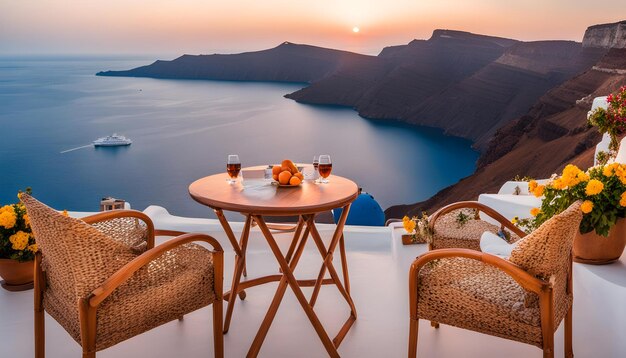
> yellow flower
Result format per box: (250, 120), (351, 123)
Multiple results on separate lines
(614, 165), (626, 185)
(552, 178), (566, 190)
(585, 179), (604, 196)
(9, 231), (30, 251)
(557, 164), (584, 187)
(581, 200), (594, 214)
(528, 180), (538, 192)
(403, 218), (416, 233)
(27, 244), (38, 253)
(0, 206), (17, 229)
(562, 164), (581, 178)
(23, 213), (30, 227)
(511, 216), (518, 224)
(62, 209), (69, 217)
(533, 185), (545, 197)
(530, 207), (541, 217)
(620, 192), (626, 207)
(603, 163), (616, 177)
(402, 215), (410, 223)
(576, 171), (590, 182)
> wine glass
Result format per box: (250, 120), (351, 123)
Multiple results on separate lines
(317, 155), (332, 184)
(226, 154), (241, 183)
(313, 155), (320, 181)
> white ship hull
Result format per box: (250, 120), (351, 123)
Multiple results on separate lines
(93, 142), (132, 147)
(93, 133), (132, 147)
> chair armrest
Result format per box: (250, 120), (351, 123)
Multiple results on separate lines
(154, 229), (187, 237)
(82, 210), (156, 249)
(408, 248), (549, 296)
(428, 201), (527, 239)
(87, 233), (223, 308)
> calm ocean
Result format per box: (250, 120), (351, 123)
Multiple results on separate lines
(0, 57), (478, 217)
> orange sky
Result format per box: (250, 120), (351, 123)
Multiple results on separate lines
(1, 1), (624, 56)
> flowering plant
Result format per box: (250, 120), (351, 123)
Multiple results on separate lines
(402, 213), (433, 243)
(0, 189), (37, 262)
(522, 163), (626, 236)
(588, 86), (626, 153)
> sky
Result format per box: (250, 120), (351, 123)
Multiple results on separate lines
(1, 0), (624, 57)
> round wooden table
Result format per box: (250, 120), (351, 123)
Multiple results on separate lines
(189, 172), (359, 358)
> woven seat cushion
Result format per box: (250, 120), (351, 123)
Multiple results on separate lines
(432, 209), (520, 251)
(96, 243), (215, 350)
(417, 257), (542, 347)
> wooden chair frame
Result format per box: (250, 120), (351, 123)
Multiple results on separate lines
(34, 210), (224, 358)
(427, 201), (528, 250)
(408, 248), (574, 358)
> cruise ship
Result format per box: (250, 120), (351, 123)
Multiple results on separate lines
(92, 133), (132, 147)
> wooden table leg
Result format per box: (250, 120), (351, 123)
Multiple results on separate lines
(284, 217), (305, 265)
(306, 205), (351, 308)
(305, 205), (358, 347)
(250, 215), (340, 358)
(247, 218), (311, 358)
(218, 214), (252, 333)
(339, 234), (350, 294)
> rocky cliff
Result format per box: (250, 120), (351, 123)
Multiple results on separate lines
(583, 20), (626, 49)
(385, 46), (626, 219)
(286, 32), (604, 149)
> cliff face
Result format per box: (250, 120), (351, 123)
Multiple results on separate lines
(287, 31), (517, 124)
(385, 47), (626, 219)
(583, 21), (626, 49)
(286, 33), (604, 149)
(401, 42), (605, 148)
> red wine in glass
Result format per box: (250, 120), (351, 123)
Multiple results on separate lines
(227, 155), (241, 183)
(318, 155), (332, 183)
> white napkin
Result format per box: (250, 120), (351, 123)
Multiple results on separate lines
(480, 231), (518, 258)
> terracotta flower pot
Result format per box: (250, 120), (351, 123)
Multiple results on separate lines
(0, 258), (34, 291)
(573, 219), (626, 265)
(402, 234), (426, 245)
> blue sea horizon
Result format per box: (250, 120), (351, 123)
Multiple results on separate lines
(0, 57), (478, 218)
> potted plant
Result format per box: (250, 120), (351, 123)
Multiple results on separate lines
(0, 189), (38, 291)
(522, 164), (626, 264)
(401, 213), (432, 245)
(588, 86), (626, 155)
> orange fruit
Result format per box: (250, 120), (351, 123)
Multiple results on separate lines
(272, 165), (282, 176)
(282, 159), (298, 174)
(281, 165), (291, 174)
(294, 172), (304, 180)
(278, 171), (292, 185)
(273, 174), (279, 181)
(289, 176), (302, 186)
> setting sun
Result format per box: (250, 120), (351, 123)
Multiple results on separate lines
(352, 26), (360, 33)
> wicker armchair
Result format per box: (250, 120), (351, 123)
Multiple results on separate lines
(427, 201), (527, 251)
(21, 194), (224, 358)
(409, 201), (582, 358)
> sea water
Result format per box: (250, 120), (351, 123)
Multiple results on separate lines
(0, 57), (478, 217)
